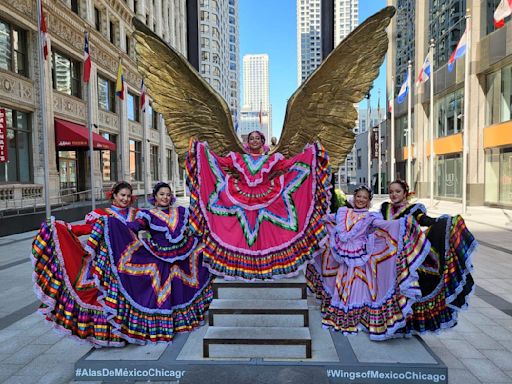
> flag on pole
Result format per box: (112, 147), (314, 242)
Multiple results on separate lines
(40, 2), (48, 60)
(115, 62), (125, 100)
(387, 94), (393, 113)
(397, 74), (409, 104)
(140, 79), (147, 112)
(448, 29), (467, 72)
(415, 54), (431, 85)
(494, 0), (512, 28)
(83, 32), (91, 82)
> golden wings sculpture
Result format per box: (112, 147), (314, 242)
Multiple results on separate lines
(133, 6), (395, 169)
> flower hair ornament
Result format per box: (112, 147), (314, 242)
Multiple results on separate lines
(348, 184), (373, 209)
(105, 181), (137, 204)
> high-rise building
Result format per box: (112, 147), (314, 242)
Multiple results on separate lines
(297, 0), (358, 84)
(387, 0), (512, 207)
(198, 0), (240, 118)
(239, 54), (271, 141)
(297, 0), (359, 186)
(0, 0), (191, 222)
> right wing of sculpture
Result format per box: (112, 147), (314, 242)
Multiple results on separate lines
(133, 19), (244, 164)
(276, 6), (395, 169)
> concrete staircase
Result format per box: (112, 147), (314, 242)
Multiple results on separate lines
(203, 273), (312, 359)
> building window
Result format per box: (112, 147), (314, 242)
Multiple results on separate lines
(486, 65), (512, 125)
(147, 103), (158, 130)
(435, 153), (462, 198)
(100, 133), (118, 181)
(94, 7), (101, 31)
(51, 51), (81, 98)
(109, 21), (116, 45)
(125, 35), (131, 56)
(166, 149), (173, 180)
(129, 139), (142, 181)
(0, 107), (32, 183)
(97, 76), (115, 112)
(127, 92), (140, 121)
(0, 19), (28, 77)
(150, 145), (159, 180)
(485, 147), (512, 205)
(71, 0), (80, 15)
(435, 89), (464, 138)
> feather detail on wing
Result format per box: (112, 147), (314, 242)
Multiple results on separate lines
(276, 6), (395, 168)
(133, 18), (243, 165)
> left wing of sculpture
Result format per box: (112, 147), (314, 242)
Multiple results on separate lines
(133, 18), (244, 165)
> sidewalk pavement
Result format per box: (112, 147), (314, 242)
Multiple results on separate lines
(1, 199), (512, 383)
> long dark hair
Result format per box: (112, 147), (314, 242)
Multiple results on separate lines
(148, 181), (176, 206)
(106, 181), (133, 200)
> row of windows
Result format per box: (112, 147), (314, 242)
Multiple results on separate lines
(127, 139), (174, 182)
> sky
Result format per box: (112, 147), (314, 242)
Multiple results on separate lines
(239, 0), (387, 139)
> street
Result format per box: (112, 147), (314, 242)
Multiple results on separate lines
(0, 199), (512, 383)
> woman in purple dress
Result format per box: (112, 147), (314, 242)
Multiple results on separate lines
(307, 185), (430, 340)
(90, 182), (212, 344)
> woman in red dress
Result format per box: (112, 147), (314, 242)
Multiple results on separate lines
(31, 181), (138, 346)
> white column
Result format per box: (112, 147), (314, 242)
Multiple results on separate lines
(429, 40), (435, 207)
(155, 0), (163, 37)
(159, 114), (166, 181)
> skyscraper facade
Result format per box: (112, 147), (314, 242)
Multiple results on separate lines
(387, 0), (512, 207)
(239, 54), (271, 141)
(297, 0), (358, 84)
(198, 0), (239, 118)
(297, 0), (359, 186)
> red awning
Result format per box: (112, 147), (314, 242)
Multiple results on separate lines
(55, 118), (116, 151)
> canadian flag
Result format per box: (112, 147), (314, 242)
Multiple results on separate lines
(494, 0), (512, 28)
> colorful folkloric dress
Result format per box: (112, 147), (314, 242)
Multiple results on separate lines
(186, 140), (331, 280)
(31, 206), (138, 347)
(306, 207), (430, 340)
(90, 206), (213, 344)
(380, 202), (477, 334)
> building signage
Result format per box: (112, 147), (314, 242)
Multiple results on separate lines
(0, 108), (7, 163)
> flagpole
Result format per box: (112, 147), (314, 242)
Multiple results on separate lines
(85, 31), (95, 210)
(429, 39), (435, 208)
(366, 94), (371, 189)
(390, 76), (395, 182)
(141, 92), (148, 207)
(407, 60), (412, 188)
(377, 89), (382, 195)
(37, 0), (51, 219)
(462, 11), (471, 214)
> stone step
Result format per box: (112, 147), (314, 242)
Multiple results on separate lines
(212, 274), (307, 300)
(208, 299), (309, 327)
(203, 326), (312, 359)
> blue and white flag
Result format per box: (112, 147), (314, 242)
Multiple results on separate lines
(397, 74), (409, 104)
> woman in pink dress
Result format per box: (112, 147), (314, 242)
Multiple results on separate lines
(186, 130), (331, 280)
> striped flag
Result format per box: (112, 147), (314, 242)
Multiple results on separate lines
(40, 2), (48, 60)
(397, 73), (409, 104)
(494, 0), (512, 28)
(415, 54), (431, 85)
(83, 32), (91, 82)
(115, 62), (125, 100)
(140, 79), (147, 112)
(448, 29), (467, 72)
